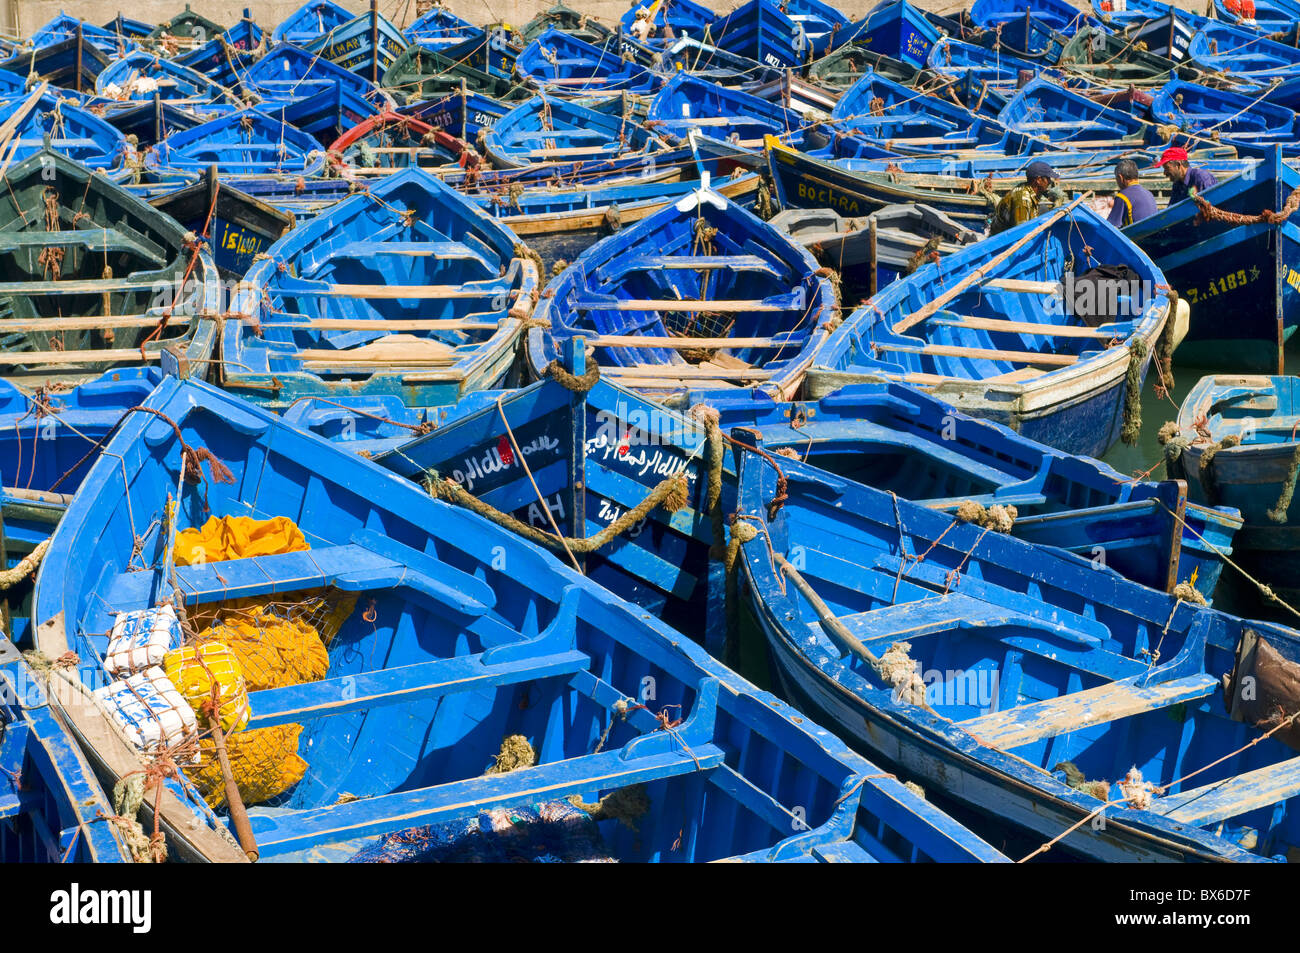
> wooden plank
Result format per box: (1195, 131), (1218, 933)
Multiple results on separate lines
(985, 278), (1062, 294)
(280, 282), (512, 299)
(0, 277), (163, 294)
(270, 318), (502, 331)
(0, 314), (195, 332)
(931, 316), (1116, 338)
(574, 298), (790, 313)
(1154, 755), (1300, 826)
(586, 334), (799, 349)
(893, 196), (1087, 335)
(603, 364), (775, 380)
(960, 674), (1220, 751)
(0, 349), (161, 366)
(872, 341), (1081, 366)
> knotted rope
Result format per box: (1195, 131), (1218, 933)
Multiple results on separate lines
(1120, 338), (1148, 446)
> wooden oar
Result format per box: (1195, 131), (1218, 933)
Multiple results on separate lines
(893, 194), (1090, 336)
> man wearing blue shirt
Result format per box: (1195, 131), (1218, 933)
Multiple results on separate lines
(1107, 158), (1157, 227)
(1155, 146), (1217, 205)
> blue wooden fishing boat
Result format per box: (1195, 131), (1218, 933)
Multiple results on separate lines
(830, 69), (1011, 154)
(516, 26), (657, 95)
(1123, 148), (1300, 372)
(526, 187), (835, 403)
(0, 147), (220, 394)
(272, 0), (353, 47)
(0, 639), (129, 862)
(95, 50), (244, 108)
(969, 0), (1086, 58)
(810, 41), (933, 91)
(1189, 19), (1300, 79)
(221, 166), (538, 410)
(484, 94), (664, 170)
(1212, 0), (1300, 32)
(0, 29), (111, 93)
(439, 29), (522, 80)
(103, 13), (155, 41)
(618, 0), (715, 42)
(145, 109), (327, 184)
(481, 163), (761, 270)
(2, 87), (130, 172)
(403, 4), (482, 48)
(24, 13), (131, 57)
(831, 0), (942, 67)
(807, 200), (1172, 458)
(997, 76), (1147, 148)
(928, 35), (1062, 87)
(173, 12), (265, 92)
(305, 7), (408, 83)
(1126, 3), (1207, 62)
(1090, 0), (1174, 28)
(261, 83), (383, 145)
(242, 41), (382, 107)
(648, 73), (805, 148)
(707, 0), (809, 68)
(732, 434), (1300, 861)
(401, 90), (511, 145)
(28, 375), (1006, 864)
(1173, 374), (1300, 605)
(1150, 78), (1299, 156)
(375, 358), (1240, 659)
(104, 94), (206, 148)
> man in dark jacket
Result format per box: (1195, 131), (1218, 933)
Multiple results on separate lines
(991, 160), (1059, 235)
(1155, 146), (1216, 205)
(1107, 158), (1157, 227)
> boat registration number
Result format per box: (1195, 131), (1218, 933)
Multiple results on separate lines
(1181, 266), (1260, 305)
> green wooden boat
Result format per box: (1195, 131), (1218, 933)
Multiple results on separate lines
(381, 43), (529, 104)
(1056, 24), (1206, 86)
(520, 1), (610, 43)
(807, 42), (935, 93)
(0, 148), (220, 393)
(146, 4), (226, 52)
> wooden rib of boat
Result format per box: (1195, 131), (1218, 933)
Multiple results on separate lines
(808, 201), (1171, 458)
(28, 375), (1006, 864)
(733, 434), (1300, 861)
(222, 166), (538, 409)
(527, 187), (836, 403)
(0, 147), (220, 391)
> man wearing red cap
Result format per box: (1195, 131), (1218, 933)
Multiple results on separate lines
(1155, 147), (1217, 206)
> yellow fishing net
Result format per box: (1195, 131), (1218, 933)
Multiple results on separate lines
(174, 515), (309, 567)
(163, 642), (251, 735)
(170, 516), (358, 809)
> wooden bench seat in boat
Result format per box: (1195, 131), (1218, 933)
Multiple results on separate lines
(307, 240), (486, 262)
(608, 254), (783, 278)
(870, 341), (1082, 367)
(273, 277), (514, 299)
(927, 316), (1123, 339)
(573, 293), (800, 313)
(99, 530), (494, 620)
(958, 673), (1220, 750)
(1153, 755), (1300, 826)
(0, 229), (166, 265)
